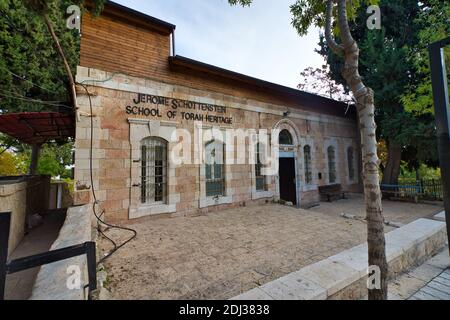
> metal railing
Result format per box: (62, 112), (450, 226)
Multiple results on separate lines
(0, 212), (97, 300)
(397, 178), (444, 201)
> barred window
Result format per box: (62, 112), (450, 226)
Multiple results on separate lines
(141, 137), (167, 204)
(255, 142), (266, 191)
(279, 129), (293, 145)
(304, 145), (312, 184)
(348, 147), (355, 181)
(205, 140), (225, 197)
(327, 146), (337, 184)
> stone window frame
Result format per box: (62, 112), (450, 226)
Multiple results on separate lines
(199, 127), (233, 208)
(303, 146), (312, 184)
(344, 140), (359, 185)
(205, 139), (226, 197)
(323, 138), (340, 185)
(140, 136), (168, 205)
(251, 138), (274, 200)
(128, 118), (179, 219)
(255, 142), (266, 192)
(298, 136), (318, 192)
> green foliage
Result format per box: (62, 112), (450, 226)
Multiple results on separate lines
(399, 162), (441, 180)
(35, 142), (74, 178)
(17, 141), (74, 178)
(0, 0), (106, 113)
(0, 0), (104, 177)
(228, 0), (252, 7)
(401, 0), (450, 115)
(0, 0), (78, 113)
(289, 0), (379, 36)
(0, 151), (26, 175)
(317, 0), (440, 169)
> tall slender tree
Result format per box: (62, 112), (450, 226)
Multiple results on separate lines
(317, 0), (441, 185)
(230, 0), (389, 299)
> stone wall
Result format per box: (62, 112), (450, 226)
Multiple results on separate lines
(30, 204), (92, 300)
(74, 67), (361, 222)
(0, 175), (50, 255)
(0, 178), (27, 255)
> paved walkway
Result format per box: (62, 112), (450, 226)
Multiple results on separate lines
(4, 211), (65, 300)
(99, 200), (441, 300)
(310, 194), (443, 225)
(409, 269), (450, 300)
(99, 204), (370, 299)
(387, 247), (450, 300)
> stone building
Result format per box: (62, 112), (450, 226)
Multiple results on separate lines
(74, 2), (361, 222)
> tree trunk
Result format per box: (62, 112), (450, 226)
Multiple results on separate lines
(326, 0), (388, 299)
(381, 141), (402, 185)
(43, 13), (77, 111)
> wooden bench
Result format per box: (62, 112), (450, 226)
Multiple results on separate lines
(319, 184), (347, 202)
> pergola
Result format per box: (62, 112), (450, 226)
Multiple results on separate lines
(0, 112), (75, 174)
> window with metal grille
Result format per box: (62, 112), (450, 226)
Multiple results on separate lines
(304, 145), (313, 184)
(205, 140), (225, 197)
(327, 146), (337, 184)
(141, 137), (167, 204)
(348, 147), (355, 181)
(255, 142), (266, 191)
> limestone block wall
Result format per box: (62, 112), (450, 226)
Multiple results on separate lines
(74, 67), (361, 222)
(0, 179), (27, 255)
(0, 175), (50, 255)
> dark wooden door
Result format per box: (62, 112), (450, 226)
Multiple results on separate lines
(279, 158), (297, 205)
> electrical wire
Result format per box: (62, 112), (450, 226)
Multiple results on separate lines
(77, 82), (137, 266)
(5, 69), (62, 94)
(0, 90), (72, 110)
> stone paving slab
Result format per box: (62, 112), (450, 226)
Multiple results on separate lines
(433, 211), (445, 222)
(233, 218), (446, 300)
(100, 204), (372, 299)
(400, 248), (450, 301)
(310, 194), (443, 225)
(99, 200), (442, 300)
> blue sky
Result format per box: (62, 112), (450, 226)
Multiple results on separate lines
(113, 0), (324, 89)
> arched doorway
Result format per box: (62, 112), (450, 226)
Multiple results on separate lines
(274, 119), (300, 206)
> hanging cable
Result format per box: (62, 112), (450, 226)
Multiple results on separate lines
(0, 90), (72, 110)
(4, 69), (62, 94)
(77, 82), (137, 265)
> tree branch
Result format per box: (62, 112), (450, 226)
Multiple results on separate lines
(336, 0), (367, 98)
(337, 0), (356, 49)
(325, 0), (344, 56)
(43, 13), (77, 112)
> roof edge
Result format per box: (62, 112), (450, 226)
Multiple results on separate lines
(169, 55), (354, 115)
(90, 1), (176, 35)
